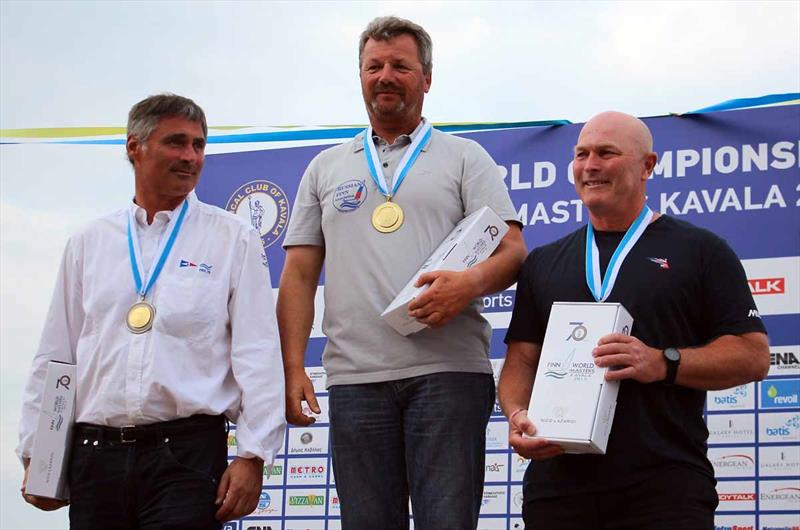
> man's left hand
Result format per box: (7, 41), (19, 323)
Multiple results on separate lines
(593, 333), (666, 383)
(408, 269), (481, 328)
(215, 456), (264, 522)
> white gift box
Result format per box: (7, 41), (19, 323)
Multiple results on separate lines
(527, 302), (633, 454)
(26, 360), (76, 500)
(381, 206), (509, 336)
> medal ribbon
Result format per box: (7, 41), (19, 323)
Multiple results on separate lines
(585, 205), (653, 302)
(127, 199), (189, 299)
(363, 120), (432, 199)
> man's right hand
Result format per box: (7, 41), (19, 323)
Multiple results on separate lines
(508, 409), (565, 461)
(285, 368), (320, 426)
(21, 462), (68, 511)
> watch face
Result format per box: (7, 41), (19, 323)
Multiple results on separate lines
(665, 348), (681, 362)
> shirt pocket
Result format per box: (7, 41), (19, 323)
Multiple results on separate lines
(153, 274), (225, 346)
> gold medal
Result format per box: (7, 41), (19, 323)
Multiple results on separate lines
(372, 200), (404, 233)
(126, 301), (155, 334)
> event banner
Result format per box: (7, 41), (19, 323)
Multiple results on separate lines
(197, 105), (800, 530)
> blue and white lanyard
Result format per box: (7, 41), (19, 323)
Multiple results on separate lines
(127, 199), (189, 299)
(363, 120), (432, 199)
(585, 205), (653, 302)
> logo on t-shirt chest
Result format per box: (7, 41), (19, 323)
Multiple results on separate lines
(332, 179), (368, 212)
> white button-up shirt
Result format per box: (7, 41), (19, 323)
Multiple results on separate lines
(17, 192), (285, 464)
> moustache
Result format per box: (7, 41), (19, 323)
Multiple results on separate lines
(373, 82), (404, 96)
(170, 163), (197, 174)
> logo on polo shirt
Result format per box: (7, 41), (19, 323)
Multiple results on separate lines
(226, 180), (289, 248)
(333, 179), (368, 212)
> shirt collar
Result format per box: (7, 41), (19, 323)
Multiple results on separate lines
(130, 191), (196, 227)
(353, 117), (431, 153)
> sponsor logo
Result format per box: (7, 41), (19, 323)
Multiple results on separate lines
(760, 486), (800, 502)
(761, 380), (800, 409)
(647, 257), (670, 269)
(761, 413), (800, 440)
(484, 224), (500, 241)
(300, 432), (313, 444)
(718, 493), (756, 501)
(56, 375), (71, 390)
(760, 446), (800, 476)
(748, 309), (760, 318)
(179, 259), (212, 274)
(771, 350), (800, 376)
(226, 180), (289, 248)
(288, 494), (325, 506)
(713, 454), (755, 467)
(713, 526), (754, 530)
(263, 463), (282, 481)
(709, 384), (753, 410)
(332, 179), (368, 212)
(707, 414), (755, 443)
(748, 277), (785, 295)
(245, 526), (274, 530)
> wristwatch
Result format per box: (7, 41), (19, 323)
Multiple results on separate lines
(662, 347), (681, 385)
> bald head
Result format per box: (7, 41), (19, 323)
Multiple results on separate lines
(579, 111), (653, 157)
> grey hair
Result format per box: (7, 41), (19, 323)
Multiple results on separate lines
(126, 93), (207, 163)
(359, 16), (433, 75)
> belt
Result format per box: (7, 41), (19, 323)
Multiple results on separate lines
(74, 414), (225, 446)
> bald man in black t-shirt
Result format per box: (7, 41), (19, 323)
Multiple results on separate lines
(498, 111), (769, 530)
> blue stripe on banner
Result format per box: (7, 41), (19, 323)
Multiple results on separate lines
(42, 120), (571, 145)
(688, 92), (800, 114)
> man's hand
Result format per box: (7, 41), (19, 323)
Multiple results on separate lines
(20, 461), (68, 511)
(284, 367), (320, 426)
(408, 269), (482, 328)
(215, 456), (264, 522)
(508, 409), (564, 461)
(593, 333), (665, 383)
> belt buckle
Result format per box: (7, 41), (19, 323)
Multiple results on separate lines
(119, 425), (137, 443)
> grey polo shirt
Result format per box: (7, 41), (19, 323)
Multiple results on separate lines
(284, 120), (519, 387)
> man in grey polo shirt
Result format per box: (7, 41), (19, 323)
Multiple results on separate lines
(277, 16), (526, 530)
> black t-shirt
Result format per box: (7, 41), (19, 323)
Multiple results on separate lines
(505, 215), (766, 500)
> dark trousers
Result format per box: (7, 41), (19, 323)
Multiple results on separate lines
(523, 466), (718, 530)
(68, 414), (228, 530)
(328, 371), (495, 530)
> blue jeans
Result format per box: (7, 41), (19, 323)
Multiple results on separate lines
(329, 371), (495, 530)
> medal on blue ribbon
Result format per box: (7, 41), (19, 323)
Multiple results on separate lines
(585, 205), (653, 302)
(363, 120), (432, 233)
(125, 200), (189, 333)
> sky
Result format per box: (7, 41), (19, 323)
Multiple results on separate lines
(1, 1), (798, 528)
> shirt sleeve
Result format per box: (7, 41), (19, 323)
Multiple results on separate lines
(17, 236), (84, 463)
(283, 154), (325, 248)
(227, 227), (287, 464)
(700, 235), (767, 338)
(460, 138), (520, 225)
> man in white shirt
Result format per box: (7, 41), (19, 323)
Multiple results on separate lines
(18, 93), (286, 529)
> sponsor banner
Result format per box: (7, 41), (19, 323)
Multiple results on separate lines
(510, 454), (530, 482)
(486, 420), (509, 450)
(760, 379), (800, 409)
(327, 488), (340, 516)
(285, 457), (328, 486)
(263, 460), (285, 485)
(287, 427), (329, 455)
(769, 345), (800, 377)
(284, 489), (327, 517)
(510, 484), (524, 513)
(716, 480), (756, 512)
(709, 447), (756, 478)
(759, 513), (800, 529)
(241, 523), (277, 530)
(228, 429), (238, 457)
(714, 514), (756, 530)
(300, 395), (329, 425)
(490, 359), (505, 417)
(759, 480), (800, 511)
(477, 518), (507, 530)
(285, 521), (326, 530)
(758, 412), (800, 443)
(708, 384), (756, 411)
(305, 366), (328, 393)
(708, 413), (756, 444)
(223, 522), (239, 530)
(480, 486), (508, 515)
(249, 488), (284, 517)
(759, 445), (800, 477)
(743, 257), (800, 316)
(327, 519), (342, 530)
(485, 453), (509, 482)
